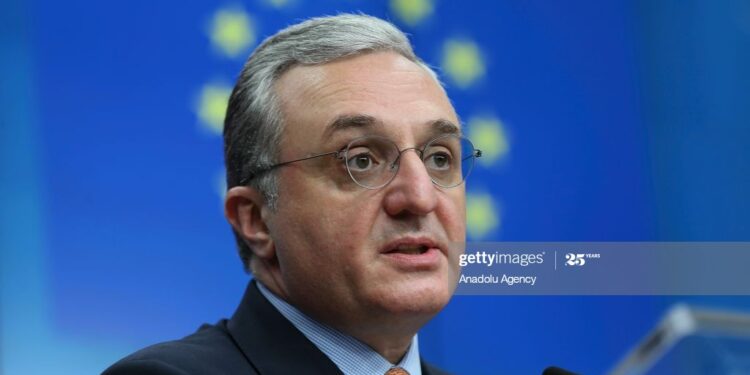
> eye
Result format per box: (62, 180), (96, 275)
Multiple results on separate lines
(424, 151), (452, 171)
(346, 151), (379, 172)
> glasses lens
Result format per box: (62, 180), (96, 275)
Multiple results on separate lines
(342, 134), (477, 189)
(343, 136), (400, 189)
(423, 134), (476, 188)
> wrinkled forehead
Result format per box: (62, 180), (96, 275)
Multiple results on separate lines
(274, 51), (459, 151)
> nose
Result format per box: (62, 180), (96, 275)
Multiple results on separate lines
(382, 149), (439, 217)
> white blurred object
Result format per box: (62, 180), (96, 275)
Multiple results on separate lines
(609, 304), (750, 375)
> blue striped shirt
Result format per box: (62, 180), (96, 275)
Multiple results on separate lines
(257, 282), (422, 375)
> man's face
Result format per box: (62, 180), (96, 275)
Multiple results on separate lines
(267, 51), (465, 329)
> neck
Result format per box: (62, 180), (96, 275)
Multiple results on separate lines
(256, 274), (424, 364)
(342, 323), (418, 363)
(254, 263), (435, 364)
(312, 296), (433, 364)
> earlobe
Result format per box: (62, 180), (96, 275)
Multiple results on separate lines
(224, 186), (275, 259)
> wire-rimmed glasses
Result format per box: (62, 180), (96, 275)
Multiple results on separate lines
(242, 134), (482, 189)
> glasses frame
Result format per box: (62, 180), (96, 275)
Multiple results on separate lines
(241, 134), (482, 189)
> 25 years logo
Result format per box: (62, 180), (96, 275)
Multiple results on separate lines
(565, 253), (586, 266)
(564, 252), (601, 266)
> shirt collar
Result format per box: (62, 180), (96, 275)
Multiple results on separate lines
(257, 281), (422, 375)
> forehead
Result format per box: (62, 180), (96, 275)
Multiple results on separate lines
(274, 51), (459, 150)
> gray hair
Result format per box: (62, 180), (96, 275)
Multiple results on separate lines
(223, 13), (441, 271)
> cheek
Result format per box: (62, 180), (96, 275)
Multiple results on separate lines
(440, 192), (467, 240)
(276, 187), (378, 267)
(326, 187), (384, 235)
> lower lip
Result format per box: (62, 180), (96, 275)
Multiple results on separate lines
(381, 247), (441, 270)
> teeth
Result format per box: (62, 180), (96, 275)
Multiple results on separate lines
(394, 245), (427, 254)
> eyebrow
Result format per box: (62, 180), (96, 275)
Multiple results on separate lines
(321, 114), (462, 140)
(430, 118), (462, 136)
(322, 114), (380, 139)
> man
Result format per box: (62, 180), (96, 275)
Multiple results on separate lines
(104, 13), (482, 375)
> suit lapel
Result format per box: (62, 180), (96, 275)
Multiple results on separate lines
(227, 280), (343, 374)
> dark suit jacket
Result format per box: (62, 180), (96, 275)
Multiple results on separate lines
(103, 281), (451, 375)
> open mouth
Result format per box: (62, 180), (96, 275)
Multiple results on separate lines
(387, 244), (430, 255)
(379, 237), (442, 269)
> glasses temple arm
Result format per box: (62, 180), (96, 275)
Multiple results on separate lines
(462, 149), (482, 162)
(241, 150), (341, 185)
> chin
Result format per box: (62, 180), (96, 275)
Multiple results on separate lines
(372, 276), (455, 316)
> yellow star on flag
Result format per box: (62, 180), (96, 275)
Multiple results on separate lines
(466, 192), (500, 239)
(197, 83), (232, 134)
(442, 39), (485, 88)
(390, 0), (434, 26)
(468, 116), (510, 165)
(209, 8), (255, 58)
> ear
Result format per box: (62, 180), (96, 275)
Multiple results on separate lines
(224, 186), (275, 260)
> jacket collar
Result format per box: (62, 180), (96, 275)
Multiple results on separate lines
(227, 280), (344, 374)
(227, 280), (448, 375)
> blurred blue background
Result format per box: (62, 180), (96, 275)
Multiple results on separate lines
(2, 0), (749, 373)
